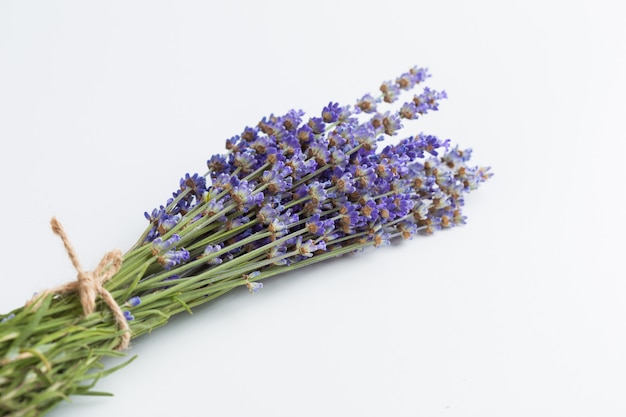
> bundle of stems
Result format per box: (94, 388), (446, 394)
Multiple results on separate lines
(0, 66), (491, 416)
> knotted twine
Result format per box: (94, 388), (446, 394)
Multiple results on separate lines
(28, 217), (130, 351)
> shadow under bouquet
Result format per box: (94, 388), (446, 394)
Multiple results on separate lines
(0, 66), (491, 416)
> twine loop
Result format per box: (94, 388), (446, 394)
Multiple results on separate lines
(28, 217), (130, 350)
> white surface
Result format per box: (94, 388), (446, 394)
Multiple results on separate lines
(1, 1), (624, 416)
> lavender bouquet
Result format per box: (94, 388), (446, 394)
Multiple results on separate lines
(0, 66), (491, 416)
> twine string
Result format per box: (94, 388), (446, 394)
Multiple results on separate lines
(28, 217), (130, 351)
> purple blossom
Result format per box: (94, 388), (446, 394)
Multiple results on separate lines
(307, 181), (329, 204)
(327, 131), (347, 149)
(257, 116), (278, 136)
(230, 180), (264, 211)
(151, 235), (182, 254)
(353, 124), (379, 151)
(268, 218), (289, 238)
(431, 190), (451, 209)
(355, 93), (379, 114)
(241, 126), (259, 142)
(294, 237), (326, 258)
(408, 66), (430, 84)
(226, 215), (250, 230)
(398, 221), (418, 240)
(462, 166), (493, 191)
(329, 148), (347, 167)
(373, 231), (391, 248)
(336, 105), (358, 125)
(144, 206), (164, 224)
(158, 248), (190, 270)
(352, 164), (377, 189)
(413, 87), (448, 114)
(442, 146), (473, 169)
(261, 161), (293, 193)
(257, 203), (282, 225)
(244, 272), (263, 293)
(250, 135), (272, 155)
(389, 194), (414, 218)
(203, 197), (226, 218)
(212, 173), (235, 190)
(307, 117), (326, 135)
(339, 202), (362, 233)
(285, 150), (317, 179)
(246, 281), (263, 294)
(268, 243), (288, 265)
(278, 109), (305, 132)
(233, 152), (258, 173)
(225, 135), (241, 152)
(334, 172), (356, 194)
(398, 102), (420, 120)
(307, 140), (330, 166)
(395, 67), (429, 90)
(278, 136), (301, 157)
(360, 200), (379, 221)
(296, 124), (314, 146)
(380, 81), (401, 103)
(126, 296), (142, 307)
(1, 313), (15, 323)
(279, 209), (299, 227)
(322, 102), (342, 123)
(305, 213), (332, 236)
(179, 173), (207, 195)
(381, 112), (402, 136)
(422, 134), (450, 156)
(396, 72), (416, 90)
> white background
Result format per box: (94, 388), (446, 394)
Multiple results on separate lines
(1, 1), (625, 416)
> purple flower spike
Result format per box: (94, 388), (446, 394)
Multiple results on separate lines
(322, 102), (342, 123)
(380, 81), (401, 103)
(202, 244), (223, 265)
(307, 117), (326, 135)
(295, 237), (325, 258)
(356, 93), (379, 114)
(233, 151), (258, 173)
(179, 173), (207, 195)
(307, 181), (328, 204)
(230, 181), (264, 211)
(151, 235), (182, 254)
(246, 281), (263, 294)
(126, 296), (142, 307)
(158, 248), (190, 270)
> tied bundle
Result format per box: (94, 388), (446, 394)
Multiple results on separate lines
(0, 66), (492, 416)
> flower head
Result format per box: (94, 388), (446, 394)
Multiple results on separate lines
(126, 296), (142, 307)
(246, 281), (263, 294)
(322, 102), (342, 123)
(158, 248), (190, 270)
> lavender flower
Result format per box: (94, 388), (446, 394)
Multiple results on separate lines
(230, 180), (264, 211)
(246, 281), (263, 293)
(233, 152), (257, 173)
(295, 237), (326, 258)
(322, 102), (342, 123)
(158, 248), (190, 270)
(355, 93), (379, 113)
(201, 244), (223, 265)
(1, 313), (15, 323)
(151, 234), (182, 254)
(126, 296), (142, 307)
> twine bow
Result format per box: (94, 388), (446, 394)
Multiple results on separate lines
(28, 217), (130, 350)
